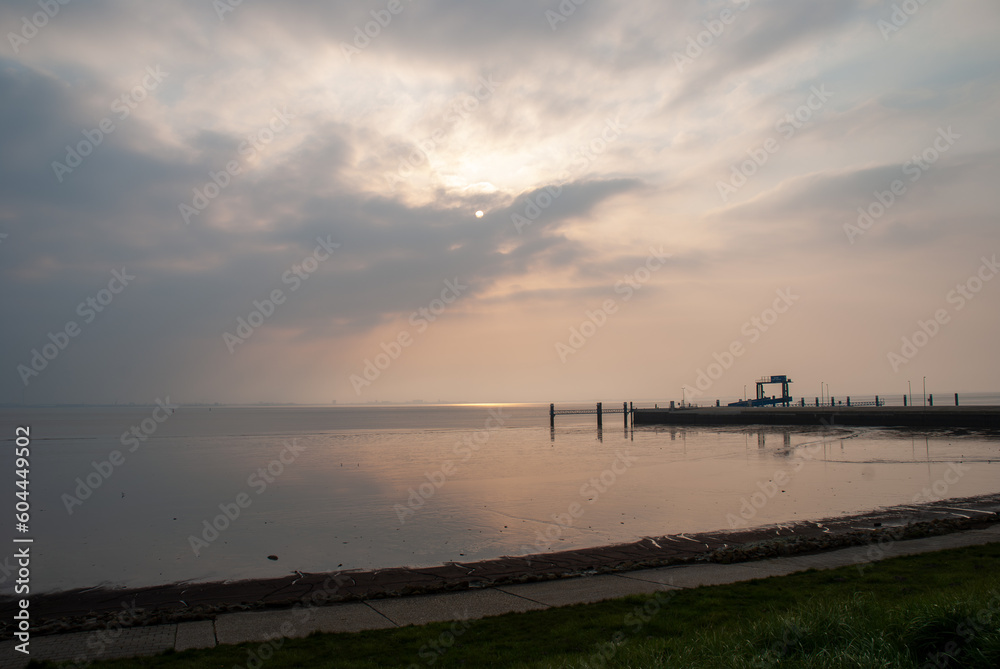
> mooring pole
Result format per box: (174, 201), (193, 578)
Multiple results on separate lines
(596, 402), (602, 429)
(549, 403), (555, 428)
(623, 402), (628, 428)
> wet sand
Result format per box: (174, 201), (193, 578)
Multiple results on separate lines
(5, 493), (998, 639)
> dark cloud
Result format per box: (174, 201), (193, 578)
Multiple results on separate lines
(0, 56), (645, 402)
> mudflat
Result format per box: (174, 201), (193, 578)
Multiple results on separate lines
(3, 493), (998, 639)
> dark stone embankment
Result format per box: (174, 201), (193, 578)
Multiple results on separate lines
(632, 405), (1000, 429)
(3, 493), (999, 639)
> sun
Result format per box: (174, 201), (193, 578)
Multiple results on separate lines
(475, 210), (484, 218)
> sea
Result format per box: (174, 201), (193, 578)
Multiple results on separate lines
(2, 400), (999, 594)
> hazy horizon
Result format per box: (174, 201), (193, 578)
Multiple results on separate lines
(3, 1), (999, 405)
(8, 389), (1000, 410)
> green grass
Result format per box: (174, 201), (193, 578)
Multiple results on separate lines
(30, 543), (1000, 668)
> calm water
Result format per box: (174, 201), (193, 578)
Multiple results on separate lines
(1, 404), (999, 594)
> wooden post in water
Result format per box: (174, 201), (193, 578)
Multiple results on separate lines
(955, 393), (959, 406)
(596, 402), (602, 429)
(550, 403), (555, 428)
(623, 402), (628, 428)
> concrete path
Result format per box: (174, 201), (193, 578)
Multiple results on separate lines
(3, 525), (998, 668)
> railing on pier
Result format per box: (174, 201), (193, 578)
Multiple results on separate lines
(550, 402), (630, 428)
(810, 397), (885, 407)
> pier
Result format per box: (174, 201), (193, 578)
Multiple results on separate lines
(631, 406), (1000, 429)
(548, 379), (998, 430)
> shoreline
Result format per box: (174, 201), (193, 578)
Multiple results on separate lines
(4, 492), (999, 639)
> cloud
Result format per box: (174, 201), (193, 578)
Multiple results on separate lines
(2, 0), (999, 402)
(667, 0), (866, 109)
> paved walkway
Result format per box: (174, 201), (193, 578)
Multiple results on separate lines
(3, 525), (998, 668)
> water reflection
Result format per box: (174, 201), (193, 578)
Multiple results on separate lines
(3, 406), (998, 594)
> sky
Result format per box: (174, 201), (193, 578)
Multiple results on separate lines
(1, 0), (999, 405)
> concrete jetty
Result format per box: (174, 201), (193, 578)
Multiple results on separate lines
(632, 405), (1000, 429)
